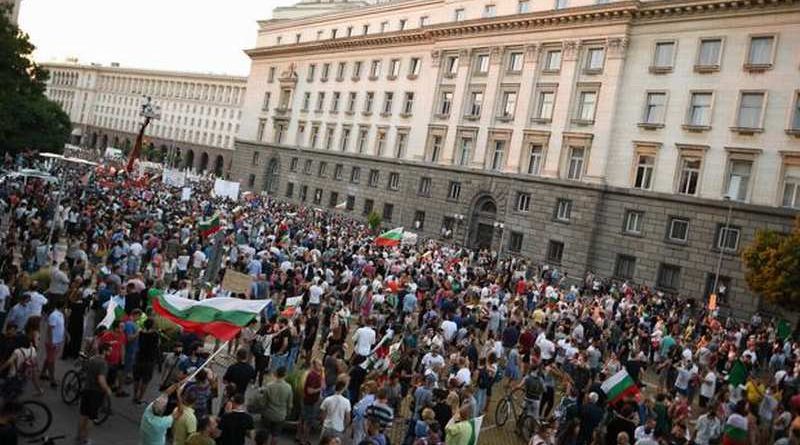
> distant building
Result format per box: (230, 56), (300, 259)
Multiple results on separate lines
(2, 0), (22, 24)
(42, 60), (246, 177)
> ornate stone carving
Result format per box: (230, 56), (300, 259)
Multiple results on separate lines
(489, 46), (503, 65)
(430, 50), (442, 67)
(606, 37), (630, 59)
(562, 40), (580, 61)
(279, 63), (298, 85)
(459, 48), (471, 67)
(525, 44), (540, 60)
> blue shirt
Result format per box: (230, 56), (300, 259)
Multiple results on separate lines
(6, 304), (31, 331)
(139, 402), (174, 445)
(247, 259), (262, 277)
(402, 293), (416, 313)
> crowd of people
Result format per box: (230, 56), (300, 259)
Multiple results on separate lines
(0, 152), (800, 445)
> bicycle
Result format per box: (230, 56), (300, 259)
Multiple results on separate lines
(27, 434), (66, 445)
(0, 379), (53, 437)
(59, 352), (112, 425)
(494, 387), (539, 441)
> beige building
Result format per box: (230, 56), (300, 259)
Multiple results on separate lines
(43, 61), (247, 176)
(2, 0), (21, 24)
(232, 0), (800, 315)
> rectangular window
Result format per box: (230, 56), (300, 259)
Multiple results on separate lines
(643, 92), (666, 125)
(316, 92), (326, 112)
(252, 152), (260, 166)
(544, 50), (562, 72)
(256, 118), (267, 141)
(508, 52), (523, 72)
(633, 154), (655, 190)
(716, 225), (740, 252)
(668, 218), (689, 242)
(430, 135), (443, 162)
(346, 27), (353, 37)
(458, 137), (473, 166)
(419, 16), (429, 27)
(527, 144), (543, 175)
(362, 25), (369, 35)
(547, 241), (564, 264)
(346, 195), (355, 211)
(414, 210), (425, 230)
(388, 172), (400, 190)
(441, 217), (455, 239)
(333, 164), (343, 180)
(792, 92), (800, 130)
(324, 126), (335, 150)
(303, 159), (313, 174)
(677, 157), (701, 195)
(446, 56), (459, 75)
(726, 159), (752, 201)
(247, 174), (255, 187)
(395, 132), (408, 158)
(375, 129), (387, 156)
(363, 198), (373, 215)
(380, 21), (388, 33)
(688, 92), (712, 126)
(286, 182), (294, 198)
(402, 92), (414, 114)
(536, 90), (556, 120)
(697, 38), (722, 68)
(398, 19), (407, 30)
(307, 64), (316, 81)
(268, 66), (276, 82)
(747, 35), (775, 66)
(290, 157), (298, 172)
(347, 92), (357, 113)
(439, 91), (453, 115)
(328, 191), (339, 208)
(261, 92), (271, 111)
(368, 169), (380, 187)
(483, 4), (496, 18)
(652, 41), (675, 69)
(364, 92), (374, 113)
(736, 92), (765, 129)
(448, 181), (461, 200)
(389, 59), (400, 78)
(302, 92), (311, 111)
(318, 161), (328, 177)
(339, 127), (350, 151)
(330, 29), (337, 39)
(474, 55), (490, 75)
(313, 188), (323, 204)
(309, 125), (320, 148)
(299, 185), (308, 202)
(357, 128), (369, 154)
(418, 177), (432, 197)
(783, 165), (800, 209)
(351, 166), (361, 183)
(454, 8), (465, 21)
(518, 0), (530, 13)
(555, 199), (572, 221)
(353, 61), (362, 79)
(555, 0), (568, 9)
(337, 62), (346, 80)
(409, 58), (421, 76)
(468, 91), (483, 117)
(567, 147), (585, 180)
(321, 63), (330, 81)
(516, 192), (531, 212)
(370, 60), (381, 78)
(624, 210), (644, 234)
(500, 91), (517, 118)
(490, 140), (505, 171)
(331, 92), (340, 112)
(382, 203), (394, 221)
(614, 255), (636, 280)
(657, 264), (681, 290)
(576, 91), (597, 122)
(509, 232), (523, 253)
(585, 48), (605, 71)
(382, 92), (394, 114)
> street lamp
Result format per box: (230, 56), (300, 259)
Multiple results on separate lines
(494, 222), (505, 257)
(125, 95), (161, 173)
(453, 213), (465, 245)
(712, 195), (734, 307)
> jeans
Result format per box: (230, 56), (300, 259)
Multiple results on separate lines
(475, 388), (488, 414)
(269, 353), (288, 373)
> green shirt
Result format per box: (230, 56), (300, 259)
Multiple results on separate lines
(172, 406), (196, 445)
(261, 379), (294, 422)
(445, 419), (472, 445)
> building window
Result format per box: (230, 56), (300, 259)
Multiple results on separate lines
(716, 225), (740, 252)
(736, 92), (765, 129)
(614, 255), (636, 279)
(398, 19), (407, 30)
(697, 38), (722, 69)
(256, 118), (267, 141)
(318, 161), (328, 177)
(309, 125), (320, 148)
(526, 144), (543, 175)
(457, 137), (473, 166)
(418, 177), (432, 197)
(746, 35), (775, 67)
(331, 92), (341, 112)
(633, 154), (655, 190)
(536, 90), (556, 120)
(782, 164), (800, 209)
(543, 50), (562, 72)
(677, 156), (702, 195)
(409, 58), (421, 77)
(346, 195), (355, 211)
(321, 63), (330, 81)
(483, 4), (496, 18)
(370, 60), (381, 78)
(382, 203), (394, 221)
(555, 199), (572, 221)
(624, 210), (644, 234)
(375, 129), (387, 156)
(656, 264), (681, 290)
(300, 92), (311, 112)
(363, 198), (374, 215)
(687, 92), (712, 127)
(324, 126), (335, 150)
(419, 16), (429, 27)
(330, 29), (337, 39)
(307, 64), (316, 82)
(499, 91), (517, 119)
(429, 135), (443, 162)
(290, 157), (298, 172)
(388, 59), (400, 78)
(299, 185), (308, 202)
(547, 241), (564, 264)
(382, 92), (394, 115)
(261, 92), (271, 111)
(353, 61), (362, 79)
(584, 48), (605, 72)
(441, 217), (455, 238)
(439, 91), (453, 115)
(448, 181), (461, 200)
(668, 218), (689, 242)
(395, 131), (408, 158)
(642, 92), (666, 125)
(566, 147), (585, 180)
(792, 91), (800, 131)
(333, 164), (343, 180)
(347, 92), (357, 113)
(402, 92), (414, 114)
(446, 55), (459, 76)
(380, 21), (388, 33)
(316, 92), (326, 112)
(516, 192), (531, 212)
(339, 127), (351, 151)
(509, 232), (523, 253)
(518, 0), (530, 13)
(336, 62), (346, 80)
(555, 0), (568, 9)
(652, 41), (675, 70)
(252, 152), (260, 166)
(328, 191), (339, 208)
(268, 66), (276, 82)
(303, 159), (313, 174)
(467, 91), (483, 118)
(413, 210), (425, 230)
(350, 166), (361, 183)
(247, 174), (256, 187)
(357, 128), (369, 154)
(364, 92), (374, 113)
(474, 55), (490, 75)
(388, 172), (400, 190)
(505, 53), (523, 74)
(286, 182), (294, 198)
(368, 169), (380, 187)
(490, 140), (505, 171)
(576, 91), (597, 122)
(454, 8), (465, 21)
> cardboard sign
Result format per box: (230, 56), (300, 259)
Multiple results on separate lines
(221, 269), (253, 294)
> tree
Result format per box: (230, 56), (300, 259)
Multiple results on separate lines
(741, 216), (800, 310)
(367, 211), (382, 232)
(0, 5), (71, 155)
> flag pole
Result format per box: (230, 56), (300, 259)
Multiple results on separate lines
(179, 339), (230, 390)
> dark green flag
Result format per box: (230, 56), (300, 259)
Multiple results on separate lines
(728, 359), (747, 387)
(777, 320), (792, 341)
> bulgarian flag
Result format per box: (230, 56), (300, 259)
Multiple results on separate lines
(152, 292), (270, 341)
(722, 413), (748, 445)
(601, 369), (639, 405)
(375, 227), (403, 247)
(199, 213), (222, 237)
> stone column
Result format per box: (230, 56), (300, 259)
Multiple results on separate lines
(542, 40), (581, 178)
(471, 46), (504, 169)
(506, 44), (540, 172)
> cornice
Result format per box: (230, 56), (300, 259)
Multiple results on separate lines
(245, 0), (800, 60)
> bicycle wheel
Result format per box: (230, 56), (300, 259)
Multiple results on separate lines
(509, 387), (526, 416)
(520, 415), (538, 442)
(495, 397), (511, 427)
(16, 400), (52, 437)
(60, 370), (82, 405)
(93, 394), (111, 425)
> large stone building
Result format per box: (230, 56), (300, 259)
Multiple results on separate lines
(231, 0), (800, 315)
(1, 0), (21, 24)
(43, 61), (247, 177)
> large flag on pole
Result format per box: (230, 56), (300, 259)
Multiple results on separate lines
(601, 369), (639, 405)
(375, 227), (403, 247)
(152, 293), (270, 341)
(199, 213), (222, 238)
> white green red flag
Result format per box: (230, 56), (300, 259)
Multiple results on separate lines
(601, 369), (639, 405)
(152, 292), (269, 341)
(722, 413), (748, 445)
(375, 227), (403, 247)
(199, 213), (222, 237)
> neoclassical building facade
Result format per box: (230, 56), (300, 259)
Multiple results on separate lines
(232, 0), (800, 315)
(43, 61), (247, 177)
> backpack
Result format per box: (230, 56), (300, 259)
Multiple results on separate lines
(525, 373), (544, 399)
(16, 347), (36, 379)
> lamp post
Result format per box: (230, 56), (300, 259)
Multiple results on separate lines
(712, 196), (734, 306)
(126, 95), (161, 173)
(453, 213), (466, 245)
(494, 221), (505, 258)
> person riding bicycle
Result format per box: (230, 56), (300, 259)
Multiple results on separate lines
(517, 365), (544, 422)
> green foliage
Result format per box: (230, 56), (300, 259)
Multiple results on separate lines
(367, 211), (382, 231)
(0, 7), (71, 155)
(741, 217), (800, 310)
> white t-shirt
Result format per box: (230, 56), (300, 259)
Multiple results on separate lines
(422, 352), (445, 372)
(192, 250), (207, 269)
(700, 371), (716, 398)
(48, 310), (65, 344)
(309, 285), (323, 305)
(320, 394), (351, 432)
(441, 320), (457, 342)
(536, 334), (555, 360)
(176, 255), (191, 271)
(455, 367), (472, 386)
(353, 326), (376, 356)
(28, 292), (48, 316)
(0, 283), (9, 312)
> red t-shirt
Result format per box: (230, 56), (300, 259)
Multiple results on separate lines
(304, 369), (322, 405)
(99, 330), (126, 365)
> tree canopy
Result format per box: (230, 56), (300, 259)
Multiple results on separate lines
(0, 5), (71, 155)
(741, 217), (800, 311)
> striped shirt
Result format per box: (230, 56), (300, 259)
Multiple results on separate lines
(366, 401), (394, 430)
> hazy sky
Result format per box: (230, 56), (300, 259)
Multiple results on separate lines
(18, 0), (297, 76)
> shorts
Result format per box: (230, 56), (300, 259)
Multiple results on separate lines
(45, 342), (63, 364)
(107, 364), (122, 385)
(80, 389), (105, 418)
(301, 402), (319, 421)
(262, 418), (284, 433)
(133, 361), (155, 383)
